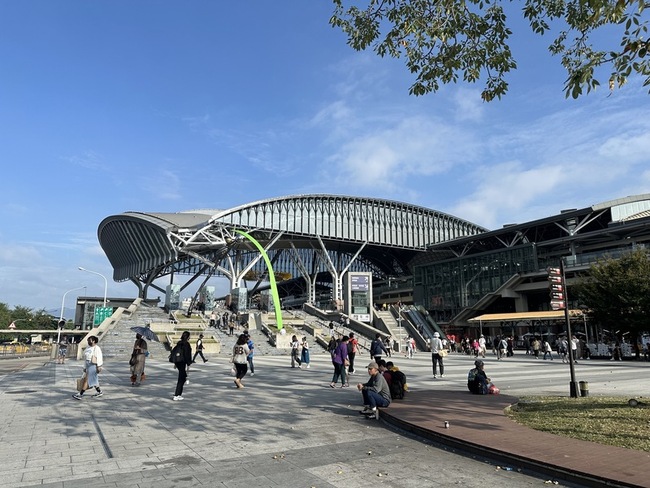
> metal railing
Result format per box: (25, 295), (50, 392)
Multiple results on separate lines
(0, 343), (53, 358)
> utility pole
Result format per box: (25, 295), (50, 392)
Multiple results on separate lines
(548, 260), (579, 398)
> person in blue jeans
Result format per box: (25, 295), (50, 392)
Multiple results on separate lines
(245, 332), (255, 376)
(357, 361), (391, 418)
(300, 337), (310, 368)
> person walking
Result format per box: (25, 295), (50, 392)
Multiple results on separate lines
(497, 336), (508, 360)
(172, 331), (192, 401)
(245, 332), (255, 375)
(347, 332), (358, 374)
(507, 336), (515, 357)
(543, 339), (554, 360)
(57, 337), (68, 364)
(290, 335), (302, 368)
(73, 335), (104, 400)
(559, 337), (569, 363)
(330, 335), (349, 387)
(430, 332), (445, 379)
(406, 336), (415, 359)
(192, 334), (208, 363)
(570, 335), (579, 363)
(130, 333), (147, 386)
(384, 335), (393, 357)
(370, 334), (389, 363)
(232, 333), (250, 388)
(532, 338), (541, 359)
(300, 336), (310, 369)
(478, 335), (487, 358)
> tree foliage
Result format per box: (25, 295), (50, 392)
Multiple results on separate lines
(575, 249), (650, 336)
(330, 0), (650, 101)
(0, 303), (58, 334)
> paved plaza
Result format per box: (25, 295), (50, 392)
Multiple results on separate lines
(0, 350), (648, 487)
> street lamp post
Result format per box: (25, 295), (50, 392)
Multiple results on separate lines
(57, 286), (87, 346)
(78, 267), (107, 306)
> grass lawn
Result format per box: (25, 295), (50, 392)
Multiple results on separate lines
(506, 396), (650, 452)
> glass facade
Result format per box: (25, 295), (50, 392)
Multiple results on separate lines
(413, 244), (539, 322)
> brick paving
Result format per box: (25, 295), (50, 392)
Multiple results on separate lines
(383, 389), (650, 487)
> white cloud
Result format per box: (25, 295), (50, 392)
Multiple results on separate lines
(59, 151), (108, 171)
(326, 116), (479, 193)
(452, 88), (486, 122)
(141, 169), (182, 201)
(0, 243), (43, 264)
(444, 93), (650, 227)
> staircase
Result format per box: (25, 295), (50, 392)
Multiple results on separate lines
(98, 304), (171, 361)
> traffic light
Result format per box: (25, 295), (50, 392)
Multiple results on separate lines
(547, 266), (566, 310)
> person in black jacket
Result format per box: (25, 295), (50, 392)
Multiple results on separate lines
(467, 359), (491, 394)
(370, 334), (389, 363)
(173, 331), (192, 401)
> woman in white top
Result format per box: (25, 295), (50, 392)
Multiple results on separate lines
(73, 335), (104, 400)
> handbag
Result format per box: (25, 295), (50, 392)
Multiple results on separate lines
(76, 374), (88, 392)
(439, 349), (448, 357)
(129, 353), (137, 366)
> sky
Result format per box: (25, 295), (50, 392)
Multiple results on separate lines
(1, 1), (649, 314)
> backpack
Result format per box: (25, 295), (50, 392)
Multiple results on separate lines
(389, 369), (407, 400)
(168, 343), (184, 363)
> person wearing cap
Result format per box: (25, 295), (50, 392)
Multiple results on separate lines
(357, 361), (391, 418)
(468, 359), (491, 394)
(430, 332), (445, 379)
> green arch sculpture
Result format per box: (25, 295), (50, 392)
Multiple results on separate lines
(234, 230), (283, 330)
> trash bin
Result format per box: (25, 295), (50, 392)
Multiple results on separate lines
(579, 381), (589, 397)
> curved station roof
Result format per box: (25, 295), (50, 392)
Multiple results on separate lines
(98, 194), (487, 298)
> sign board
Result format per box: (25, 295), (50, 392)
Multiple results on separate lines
(93, 306), (113, 326)
(350, 274), (370, 291)
(345, 272), (373, 322)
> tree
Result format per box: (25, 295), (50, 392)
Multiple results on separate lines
(0, 302), (11, 328)
(330, 0), (650, 101)
(32, 309), (58, 329)
(575, 249), (650, 337)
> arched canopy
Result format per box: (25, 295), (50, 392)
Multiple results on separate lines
(98, 194), (487, 291)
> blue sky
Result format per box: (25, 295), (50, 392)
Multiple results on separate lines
(1, 1), (649, 313)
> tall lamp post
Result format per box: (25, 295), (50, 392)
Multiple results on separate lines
(78, 267), (107, 306)
(57, 286), (86, 346)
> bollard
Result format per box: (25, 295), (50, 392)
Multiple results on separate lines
(579, 380), (589, 397)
